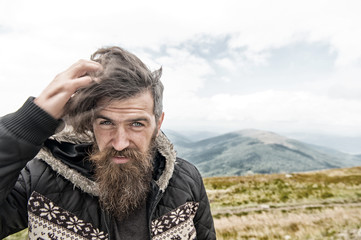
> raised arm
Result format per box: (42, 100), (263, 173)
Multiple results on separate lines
(0, 59), (102, 237)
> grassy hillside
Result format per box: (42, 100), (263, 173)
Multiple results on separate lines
(206, 166), (361, 239)
(5, 167), (361, 239)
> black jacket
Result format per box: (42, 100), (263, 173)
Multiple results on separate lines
(0, 98), (216, 239)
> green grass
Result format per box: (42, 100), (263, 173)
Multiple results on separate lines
(205, 166), (361, 239)
(3, 229), (28, 240)
(204, 166), (361, 211)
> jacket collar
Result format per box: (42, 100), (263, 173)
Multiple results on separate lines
(36, 128), (177, 196)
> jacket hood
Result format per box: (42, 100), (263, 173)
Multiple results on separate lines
(36, 128), (177, 196)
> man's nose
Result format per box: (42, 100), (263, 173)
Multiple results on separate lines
(112, 128), (130, 151)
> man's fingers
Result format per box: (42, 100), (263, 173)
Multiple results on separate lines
(58, 60), (102, 93)
(67, 59), (103, 79)
(34, 59), (103, 119)
(71, 75), (96, 90)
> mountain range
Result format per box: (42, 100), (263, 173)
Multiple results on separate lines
(163, 129), (361, 177)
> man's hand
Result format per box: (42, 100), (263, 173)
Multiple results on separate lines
(34, 60), (103, 119)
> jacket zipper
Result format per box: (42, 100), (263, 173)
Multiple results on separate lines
(148, 190), (163, 239)
(102, 209), (113, 239)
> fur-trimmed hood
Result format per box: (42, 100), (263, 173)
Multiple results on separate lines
(36, 129), (177, 196)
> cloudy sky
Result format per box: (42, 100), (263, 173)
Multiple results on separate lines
(1, 0), (361, 153)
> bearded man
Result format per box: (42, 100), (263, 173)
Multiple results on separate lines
(0, 47), (216, 239)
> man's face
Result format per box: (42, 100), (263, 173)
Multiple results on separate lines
(90, 91), (164, 220)
(92, 91), (164, 162)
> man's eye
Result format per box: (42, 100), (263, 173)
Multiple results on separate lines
(132, 122), (144, 127)
(100, 120), (113, 126)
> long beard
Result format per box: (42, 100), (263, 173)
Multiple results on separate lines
(90, 142), (156, 220)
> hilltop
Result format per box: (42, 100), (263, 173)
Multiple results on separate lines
(164, 129), (361, 177)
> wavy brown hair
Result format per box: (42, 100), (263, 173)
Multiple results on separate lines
(64, 46), (163, 134)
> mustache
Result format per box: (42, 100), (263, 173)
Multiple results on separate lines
(106, 148), (144, 160)
(90, 147), (146, 163)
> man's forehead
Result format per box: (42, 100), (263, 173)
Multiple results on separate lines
(95, 91), (154, 114)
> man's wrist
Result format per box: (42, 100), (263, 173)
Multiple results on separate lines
(1, 97), (61, 145)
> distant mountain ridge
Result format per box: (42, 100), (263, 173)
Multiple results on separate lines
(164, 129), (361, 177)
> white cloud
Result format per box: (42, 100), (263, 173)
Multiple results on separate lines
(1, 0), (361, 67)
(1, 0), (361, 65)
(214, 58), (239, 72)
(156, 47), (213, 94)
(163, 90), (361, 136)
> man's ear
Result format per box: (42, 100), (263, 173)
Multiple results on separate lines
(156, 112), (165, 136)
